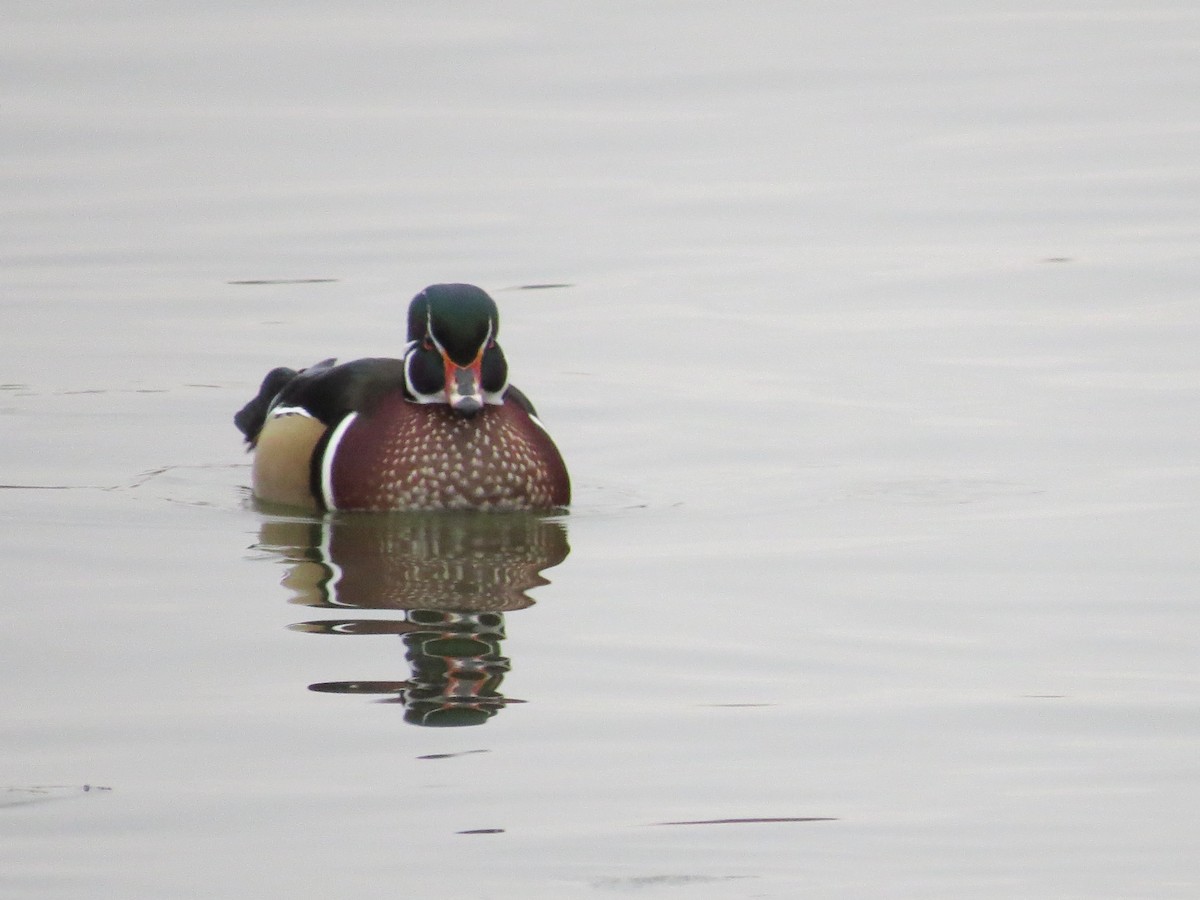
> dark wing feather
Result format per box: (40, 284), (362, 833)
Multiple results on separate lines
(234, 358), (407, 445)
(234, 365), (304, 444)
(502, 384), (539, 418)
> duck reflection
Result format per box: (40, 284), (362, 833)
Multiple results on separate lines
(255, 511), (569, 727)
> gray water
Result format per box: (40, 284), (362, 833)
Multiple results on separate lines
(3, 3), (1199, 897)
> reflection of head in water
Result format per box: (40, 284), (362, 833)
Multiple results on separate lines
(397, 610), (512, 726)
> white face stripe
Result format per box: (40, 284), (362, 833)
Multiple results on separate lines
(424, 311), (494, 363)
(403, 345), (446, 405)
(319, 412), (358, 511)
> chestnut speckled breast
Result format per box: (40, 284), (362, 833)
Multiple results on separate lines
(324, 393), (568, 511)
(234, 284), (570, 512)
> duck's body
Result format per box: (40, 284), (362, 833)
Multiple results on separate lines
(235, 285), (570, 512)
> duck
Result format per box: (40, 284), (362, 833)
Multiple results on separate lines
(234, 283), (570, 512)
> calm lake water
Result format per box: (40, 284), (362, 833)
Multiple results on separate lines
(4, 2), (1199, 897)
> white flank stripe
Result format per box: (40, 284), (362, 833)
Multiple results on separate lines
(269, 405), (315, 419)
(320, 412), (358, 511)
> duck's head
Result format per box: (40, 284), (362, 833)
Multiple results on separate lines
(403, 284), (508, 417)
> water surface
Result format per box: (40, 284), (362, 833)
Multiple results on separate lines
(3, 2), (1199, 897)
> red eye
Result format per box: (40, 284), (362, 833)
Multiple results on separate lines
(422, 338), (434, 351)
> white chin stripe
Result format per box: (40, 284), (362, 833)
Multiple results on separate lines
(319, 412), (358, 511)
(408, 391), (446, 405)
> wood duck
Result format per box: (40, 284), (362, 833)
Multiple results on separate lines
(234, 284), (570, 512)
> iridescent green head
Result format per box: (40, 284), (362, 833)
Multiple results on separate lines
(404, 284), (508, 416)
